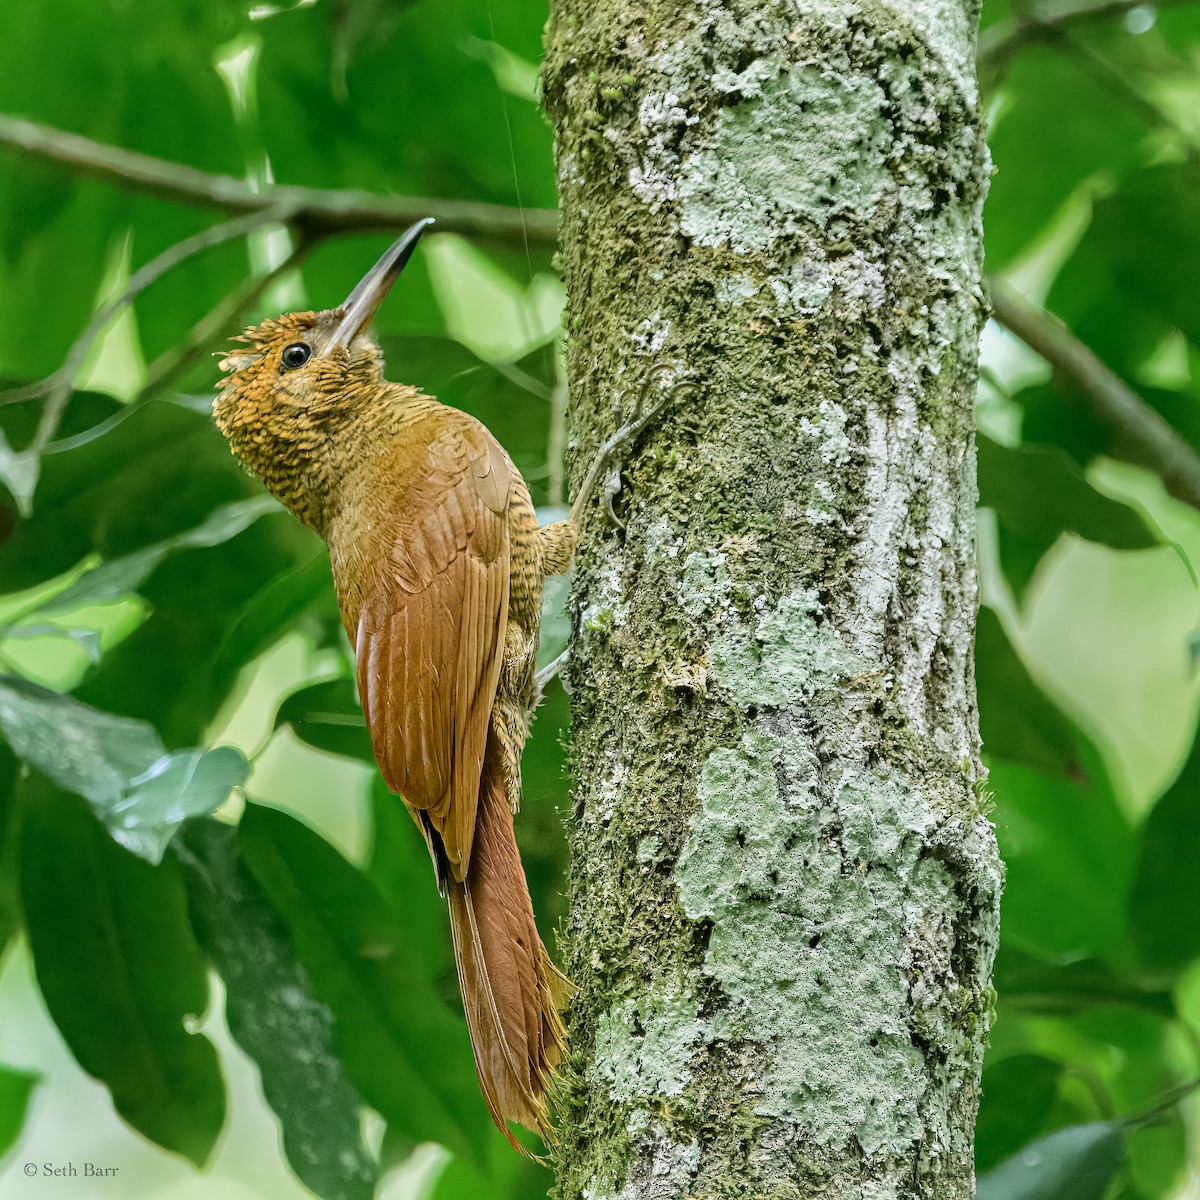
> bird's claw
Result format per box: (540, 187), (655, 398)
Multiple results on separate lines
(603, 465), (626, 532)
(533, 648), (570, 701)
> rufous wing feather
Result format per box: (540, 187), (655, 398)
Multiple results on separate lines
(343, 412), (566, 1146)
(353, 419), (510, 879)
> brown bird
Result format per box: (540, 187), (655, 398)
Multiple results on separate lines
(213, 221), (677, 1151)
(213, 220), (566, 1148)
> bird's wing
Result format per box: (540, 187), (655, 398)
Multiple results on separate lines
(353, 418), (511, 880)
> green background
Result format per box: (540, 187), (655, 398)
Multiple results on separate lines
(1, 0), (1199, 1197)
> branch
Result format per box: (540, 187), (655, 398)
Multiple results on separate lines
(138, 234), (320, 400)
(45, 237), (326, 456)
(977, 0), (1198, 78)
(3, 207), (290, 495)
(1057, 34), (1200, 162)
(988, 277), (1200, 512)
(0, 113), (559, 252)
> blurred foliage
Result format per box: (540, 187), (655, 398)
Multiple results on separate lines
(0, 0), (1196, 1196)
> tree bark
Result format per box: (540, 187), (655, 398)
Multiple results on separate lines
(542, 0), (1002, 1196)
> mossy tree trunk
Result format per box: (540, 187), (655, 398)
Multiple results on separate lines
(542, 0), (1002, 1195)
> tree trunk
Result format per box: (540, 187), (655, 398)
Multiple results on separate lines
(542, 0), (1002, 1195)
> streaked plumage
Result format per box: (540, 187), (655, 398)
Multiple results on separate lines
(213, 227), (572, 1150)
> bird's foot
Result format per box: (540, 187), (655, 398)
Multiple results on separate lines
(533, 648), (569, 700)
(570, 362), (697, 532)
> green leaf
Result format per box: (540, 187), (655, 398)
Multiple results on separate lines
(0, 741), (22, 962)
(0, 1065), (37, 1162)
(978, 435), (1157, 596)
(0, 395), (217, 586)
(1126, 1105), (1187, 1199)
(0, 396), (316, 746)
(237, 803), (487, 1162)
(2, 624), (102, 663)
(976, 1055), (1063, 1173)
(1088, 164), (1200, 351)
(0, 0), (244, 381)
(114, 747), (249, 863)
(0, 429), (37, 519)
(978, 615), (1132, 961)
(976, 608), (1087, 781)
(1130, 730), (1200, 977)
(0, 0), (241, 378)
(1016, 382), (1109, 470)
(1044, 202), (1173, 381)
(975, 1122), (1125, 1200)
(210, 553), (338, 685)
(256, 0), (556, 211)
(1020, 380), (1200, 491)
(0, 675), (246, 862)
(0, 673), (165, 801)
(0, 1), (128, 380)
(125, 148), (247, 376)
(175, 819), (378, 1200)
(20, 782), (224, 1165)
(274, 677), (375, 763)
(430, 1141), (552, 1200)
(990, 756), (1132, 962)
(993, 945), (1174, 1019)
(39, 496), (279, 614)
(983, 51), (1146, 270)
(365, 779), (448, 978)
(331, 0), (422, 83)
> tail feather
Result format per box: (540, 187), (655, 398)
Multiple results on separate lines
(446, 730), (567, 1150)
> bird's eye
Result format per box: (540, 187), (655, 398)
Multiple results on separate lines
(280, 343), (312, 371)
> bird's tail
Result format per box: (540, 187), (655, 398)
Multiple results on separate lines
(446, 730), (568, 1152)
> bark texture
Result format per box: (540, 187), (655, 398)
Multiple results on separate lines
(542, 1), (1002, 1196)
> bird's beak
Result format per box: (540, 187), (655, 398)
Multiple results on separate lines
(326, 217), (434, 353)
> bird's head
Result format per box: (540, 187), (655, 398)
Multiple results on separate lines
(213, 218), (433, 475)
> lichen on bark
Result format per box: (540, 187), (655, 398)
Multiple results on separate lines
(542, 0), (1002, 1195)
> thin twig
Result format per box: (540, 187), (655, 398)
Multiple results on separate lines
(0, 114), (559, 252)
(988, 276), (1200, 512)
(491, 358), (555, 404)
(1123, 1076), (1200, 1130)
(1057, 33), (1200, 162)
(8, 209), (288, 486)
(978, 0), (1198, 79)
(138, 232), (320, 399)
(46, 237), (324, 455)
(1, 208), (281, 419)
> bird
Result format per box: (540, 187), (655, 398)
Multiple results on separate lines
(213, 219), (570, 1150)
(213, 219), (682, 1153)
